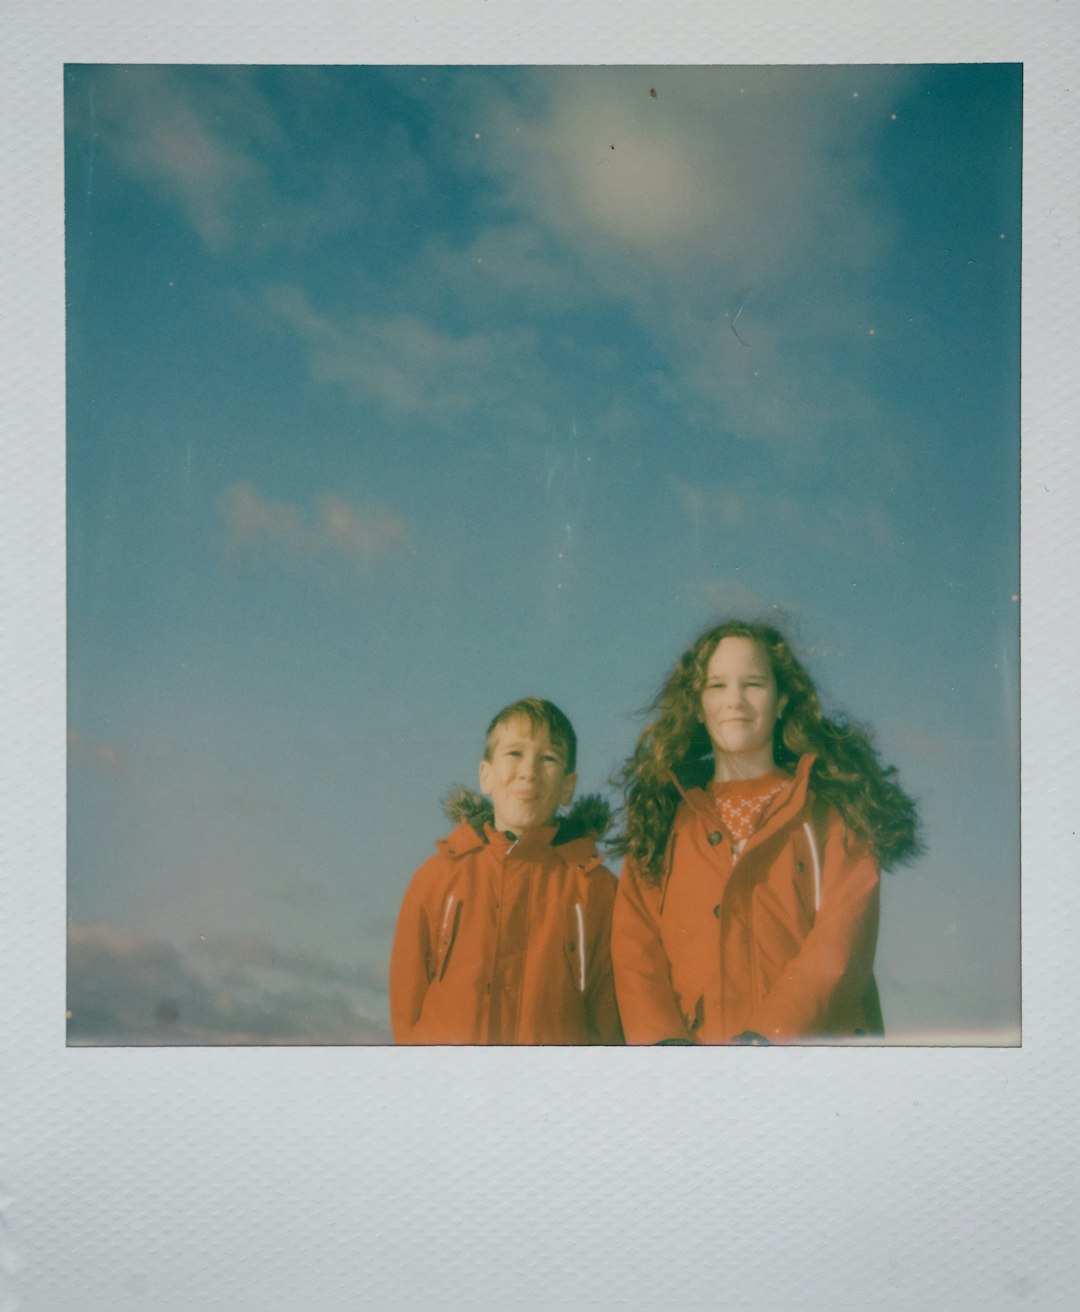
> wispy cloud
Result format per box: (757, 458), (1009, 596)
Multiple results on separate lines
(73, 65), (917, 452)
(699, 577), (778, 619)
(71, 67), (268, 253)
(671, 476), (897, 558)
(470, 66), (909, 282)
(69, 67), (363, 255)
(192, 932), (388, 994)
(441, 66), (916, 447)
(67, 922), (391, 1045)
(220, 482), (407, 565)
(424, 223), (585, 314)
(259, 284), (548, 421)
(67, 729), (126, 775)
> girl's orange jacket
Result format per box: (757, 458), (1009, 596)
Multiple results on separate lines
(390, 792), (622, 1045)
(612, 754), (883, 1045)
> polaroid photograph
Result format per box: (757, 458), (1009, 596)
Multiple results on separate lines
(64, 62), (1019, 1050)
(2, 1), (1076, 1308)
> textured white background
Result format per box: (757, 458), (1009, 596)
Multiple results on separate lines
(2, 1), (1076, 1308)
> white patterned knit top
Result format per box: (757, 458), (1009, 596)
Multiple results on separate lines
(707, 770), (790, 855)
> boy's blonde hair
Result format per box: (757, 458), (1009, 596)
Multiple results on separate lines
(483, 698), (577, 773)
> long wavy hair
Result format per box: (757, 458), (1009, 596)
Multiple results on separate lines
(612, 619), (923, 883)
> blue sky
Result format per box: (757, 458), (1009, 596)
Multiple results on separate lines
(65, 64), (1020, 1044)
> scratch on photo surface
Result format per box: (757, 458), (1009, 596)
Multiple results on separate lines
(731, 300), (750, 347)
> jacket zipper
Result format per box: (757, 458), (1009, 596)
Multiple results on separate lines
(574, 901), (586, 993)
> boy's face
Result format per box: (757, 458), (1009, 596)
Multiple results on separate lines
(478, 718), (577, 835)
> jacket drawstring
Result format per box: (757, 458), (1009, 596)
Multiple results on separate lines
(802, 821), (822, 913)
(574, 901), (586, 993)
(439, 892), (455, 937)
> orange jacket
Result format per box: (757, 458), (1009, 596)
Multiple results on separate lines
(390, 793), (622, 1045)
(612, 755), (883, 1045)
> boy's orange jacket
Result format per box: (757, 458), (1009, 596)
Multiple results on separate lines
(390, 791), (622, 1044)
(612, 755), (883, 1045)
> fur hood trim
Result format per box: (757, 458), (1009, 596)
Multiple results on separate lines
(442, 786), (612, 844)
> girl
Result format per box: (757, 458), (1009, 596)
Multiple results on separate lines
(611, 618), (921, 1045)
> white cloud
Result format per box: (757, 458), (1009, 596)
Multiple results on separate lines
(473, 66), (908, 279)
(235, 67), (915, 449)
(72, 66), (925, 452)
(220, 481), (407, 564)
(449, 66), (917, 448)
(67, 922), (392, 1045)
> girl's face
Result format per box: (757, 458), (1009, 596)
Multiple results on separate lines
(699, 637), (787, 771)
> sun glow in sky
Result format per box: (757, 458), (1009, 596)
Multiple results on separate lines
(65, 64), (1020, 1045)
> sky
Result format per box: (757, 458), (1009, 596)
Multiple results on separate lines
(64, 63), (1021, 1045)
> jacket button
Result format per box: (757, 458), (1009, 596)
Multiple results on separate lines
(712, 905), (721, 919)
(485, 984), (491, 994)
(707, 831), (724, 846)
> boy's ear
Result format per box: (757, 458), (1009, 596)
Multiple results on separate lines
(477, 759), (493, 797)
(559, 772), (577, 809)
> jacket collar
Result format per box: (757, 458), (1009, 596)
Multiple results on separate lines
(437, 817), (605, 872)
(671, 754), (817, 855)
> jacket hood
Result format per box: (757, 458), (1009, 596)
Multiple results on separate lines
(441, 785), (612, 844)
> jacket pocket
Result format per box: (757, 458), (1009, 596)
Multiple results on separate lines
(749, 884), (803, 1000)
(435, 893), (463, 981)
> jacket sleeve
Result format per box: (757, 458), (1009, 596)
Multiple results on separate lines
(388, 868), (435, 1043)
(611, 856), (695, 1045)
(583, 867), (624, 1045)
(745, 810), (880, 1042)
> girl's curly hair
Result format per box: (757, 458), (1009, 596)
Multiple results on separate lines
(611, 619), (923, 884)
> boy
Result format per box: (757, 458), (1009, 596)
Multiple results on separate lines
(389, 698), (621, 1044)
